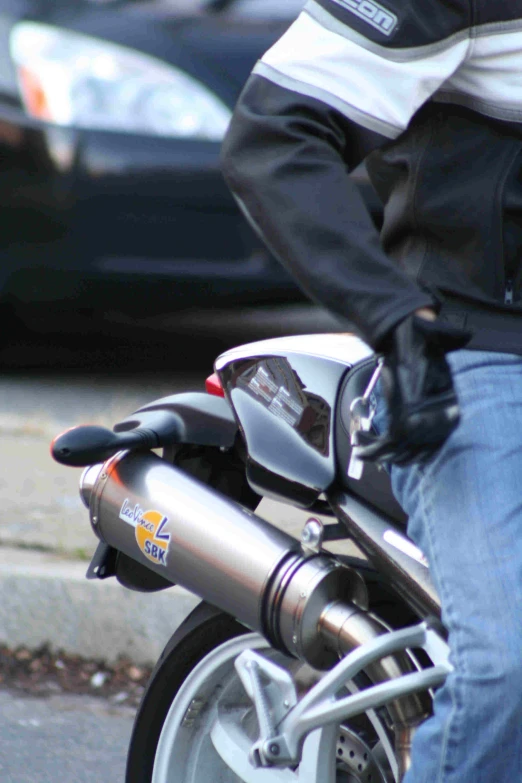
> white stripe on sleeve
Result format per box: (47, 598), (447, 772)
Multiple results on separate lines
(258, 11), (470, 136)
(435, 29), (522, 123)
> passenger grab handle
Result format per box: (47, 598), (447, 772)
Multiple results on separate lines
(51, 391), (239, 467)
(51, 425), (159, 467)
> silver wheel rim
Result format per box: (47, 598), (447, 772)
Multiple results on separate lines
(152, 633), (397, 783)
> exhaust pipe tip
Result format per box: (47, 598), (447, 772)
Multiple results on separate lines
(79, 463), (104, 509)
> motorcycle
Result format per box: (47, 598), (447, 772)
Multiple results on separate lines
(51, 332), (451, 783)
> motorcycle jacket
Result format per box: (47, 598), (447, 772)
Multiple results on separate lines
(221, 0), (522, 355)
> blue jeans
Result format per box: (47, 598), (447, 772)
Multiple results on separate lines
(372, 349), (522, 782)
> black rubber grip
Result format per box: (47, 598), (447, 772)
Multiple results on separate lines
(51, 425), (159, 467)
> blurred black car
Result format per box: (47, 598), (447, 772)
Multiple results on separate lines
(0, 0), (381, 323)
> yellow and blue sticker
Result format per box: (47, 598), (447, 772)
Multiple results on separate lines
(119, 499), (171, 567)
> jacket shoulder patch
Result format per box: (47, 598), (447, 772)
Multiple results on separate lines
(330, 0), (398, 36)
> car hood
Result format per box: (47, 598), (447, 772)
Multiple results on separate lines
(8, 0), (290, 105)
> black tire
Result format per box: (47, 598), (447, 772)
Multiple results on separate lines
(125, 563), (418, 783)
(126, 602), (246, 783)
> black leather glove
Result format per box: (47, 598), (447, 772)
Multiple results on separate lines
(356, 314), (472, 466)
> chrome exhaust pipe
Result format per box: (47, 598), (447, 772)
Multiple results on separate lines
(81, 449), (365, 669)
(82, 449), (430, 771)
(81, 452), (429, 752)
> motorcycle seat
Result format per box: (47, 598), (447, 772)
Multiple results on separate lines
(335, 359), (408, 526)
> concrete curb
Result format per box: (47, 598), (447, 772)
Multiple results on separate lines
(0, 548), (199, 665)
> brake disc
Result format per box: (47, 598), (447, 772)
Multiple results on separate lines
(336, 726), (388, 783)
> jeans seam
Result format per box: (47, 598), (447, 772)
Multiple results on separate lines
(437, 679), (459, 783)
(418, 476), (466, 783)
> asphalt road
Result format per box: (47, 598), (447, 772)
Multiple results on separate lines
(0, 690), (133, 782)
(2, 303), (344, 372)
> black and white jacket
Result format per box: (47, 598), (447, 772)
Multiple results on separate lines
(221, 0), (522, 354)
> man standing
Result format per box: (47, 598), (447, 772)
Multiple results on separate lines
(221, 1), (522, 780)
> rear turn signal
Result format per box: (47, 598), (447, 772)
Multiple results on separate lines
(205, 373), (225, 397)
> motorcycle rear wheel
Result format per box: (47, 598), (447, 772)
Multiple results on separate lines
(126, 603), (400, 783)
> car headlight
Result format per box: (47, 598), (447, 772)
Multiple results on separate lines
(9, 21), (232, 140)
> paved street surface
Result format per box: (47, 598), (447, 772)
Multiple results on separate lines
(0, 690), (133, 782)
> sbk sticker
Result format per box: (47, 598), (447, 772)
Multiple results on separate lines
(119, 500), (171, 567)
(136, 511), (171, 566)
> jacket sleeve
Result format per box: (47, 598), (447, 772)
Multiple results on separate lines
(221, 0), (471, 350)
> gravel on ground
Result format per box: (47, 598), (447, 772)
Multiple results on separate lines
(0, 644), (152, 709)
